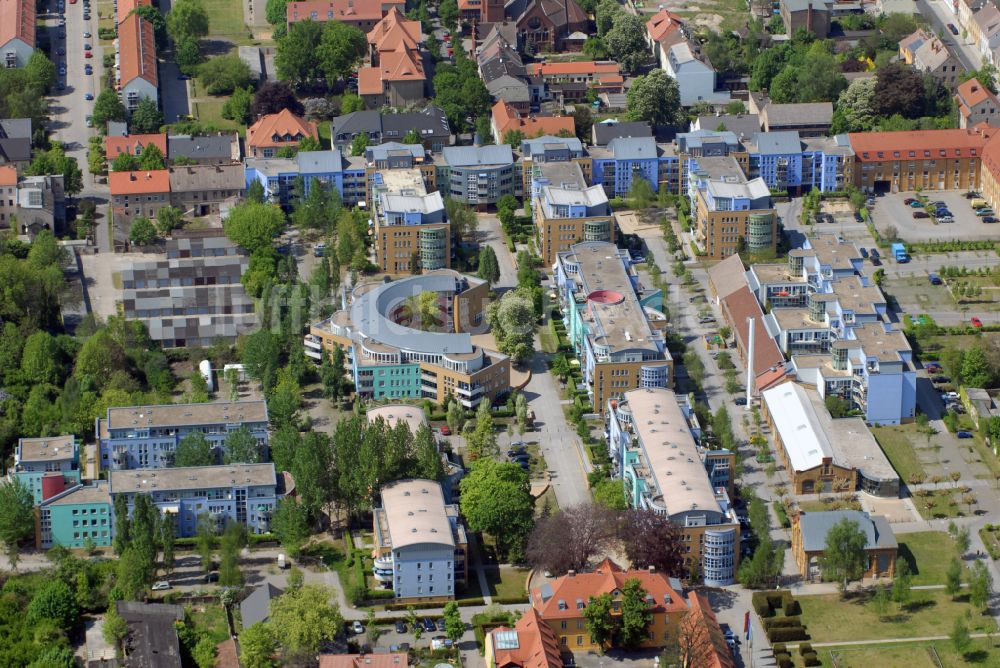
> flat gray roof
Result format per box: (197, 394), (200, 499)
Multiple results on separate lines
(109, 463), (277, 494)
(105, 401), (268, 430)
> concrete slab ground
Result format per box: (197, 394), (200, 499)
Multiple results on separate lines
(862, 496), (920, 524)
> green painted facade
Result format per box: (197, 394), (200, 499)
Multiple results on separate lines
(41, 500), (112, 549)
(16, 470), (82, 505)
(361, 363), (424, 400)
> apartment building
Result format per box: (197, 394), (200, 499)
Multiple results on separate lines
(117, 0), (151, 24)
(167, 134), (242, 165)
(662, 41), (728, 107)
(109, 170), (171, 225)
(305, 271), (510, 408)
(246, 109), (319, 159)
(97, 400), (269, 470)
(646, 8), (686, 67)
(746, 235), (917, 425)
(532, 161), (613, 265)
(955, 79), (1000, 128)
(117, 14), (158, 111)
(899, 29), (962, 88)
(359, 9), (426, 108)
(330, 106), (452, 153)
(286, 0), (405, 31)
(520, 135), (591, 192)
(743, 131), (854, 194)
(0, 0), (36, 68)
(105, 133), (168, 162)
(749, 94), (833, 136)
(109, 463), (283, 536)
(168, 163), (245, 217)
(485, 609), (563, 668)
(0, 167), (65, 233)
(688, 156), (776, 260)
(779, 0), (831, 37)
(371, 167), (449, 273)
(439, 144), (521, 208)
(0, 166), (15, 228)
(530, 559), (698, 651)
(607, 388), (740, 585)
(365, 142), (438, 204)
(13, 435), (81, 505)
(762, 381), (899, 496)
(36, 483), (113, 549)
(245, 149), (367, 208)
(847, 129), (986, 193)
(554, 241), (673, 412)
(589, 137), (679, 198)
(478, 39), (531, 112)
(372, 479), (467, 601)
(490, 102), (575, 144)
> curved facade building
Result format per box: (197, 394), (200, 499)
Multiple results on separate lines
(306, 270), (511, 408)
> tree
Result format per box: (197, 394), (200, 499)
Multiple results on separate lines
(627, 177), (655, 209)
(160, 516), (175, 573)
(619, 507), (686, 576)
(103, 607), (128, 647)
(487, 290), (536, 363)
(26, 579), (78, 632)
(132, 4), (169, 49)
(605, 13), (647, 74)
(870, 586), (891, 617)
(626, 70), (680, 128)
(945, 557), (963, 599)
(820, 518), (868, 593)
(252, 81), (305, 117)
(20, 331), (63, 386)
(619, 578), (653, 648)
(969, 560), (993, 611)
(478, 245), (500, 285)
(414, 423), (444, 480)
(443, 601), (464, 642)
(583, 36), (609, 59)
(340, 93), (365, 114)
(222, 86), (254, 125)
(92, 88), (127, 126)
(138, 143), (166, 170)
(832, 77), (877, 133)
(962, 345), (992, 388)
(111, 152), (140, 172)
(130, 97), (164, 133)
(268, 585), (344, 653)
(224, 201), (284, 253)
(176, 38), (203, 76)
(526, 503), (616, 575)
(951, 617), (972, 656)
(465, 400), (498, 460)
(317, 22), (367, 83)
(768, 42), (846, 104)
(199, 56), (253, 96)
(272, 497), (310, 556)
(447, 399), (463, 435)
(595, 0), (622, 35)
(276, 20), (325, 84)
(825, 394), (851, 418)
(224, 426), (261, 464)
(583, 592), (616, 648)
(460, 459), (534, 560)
(218, 520), (246, 587)
(196, 513), (215, 572)
(130, 217), (158, 246)
(154, 205), (183, 236)
(502, 129), (524, 148)
(432, 56), (492, 132)
(174, 432), (215, 467)
(439, 0), (459, 30)
(874, 62), (924, 119)
(113, 494), (131, 556)
(167, 0), (210, 44)
(26, 144), (83, 195)
(240, 623), (278, 668)
(949, 521), (971, 556)
(891, 557), (911, 609)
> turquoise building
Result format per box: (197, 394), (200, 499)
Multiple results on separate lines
(14, 435), (81, 505)
(37, 483), (113, 549)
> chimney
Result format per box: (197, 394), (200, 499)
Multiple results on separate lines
(648, 565), (656, 573)
(567, 570), (575, 577)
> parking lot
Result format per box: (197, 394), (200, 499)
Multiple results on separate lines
(870, 191), (997, 242)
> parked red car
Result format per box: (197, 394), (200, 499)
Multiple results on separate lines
(440, 425), (451, 435)
(972, 316), (983, 328)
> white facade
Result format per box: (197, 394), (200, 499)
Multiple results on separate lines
(1, 37), (33, 68)
(662, 43), (728, 107)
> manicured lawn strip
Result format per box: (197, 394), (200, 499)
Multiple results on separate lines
(872, 425), (926, 481)
(912, 488), (963, 520)
(896, 531), (962, 586)
(203, 0), (251, 42)
(797, 590), (996, 644)
(813, 639), (1000, 668)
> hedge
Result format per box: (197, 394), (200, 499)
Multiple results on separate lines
(803, 652), (821, 667)
(492, 595), (529, 604)
(772, 644), (787, 655)
(777, 658), (793, 668)
(799, 643), (813, 656)
(768, 626), (809, 643)
(763, 616), (802, 630)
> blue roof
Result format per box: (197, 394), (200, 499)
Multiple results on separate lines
(297, 150), (343, 174)
(442, 144), (514, 167)
(752, 131), (803, 155)
(608, 136), (658, 160)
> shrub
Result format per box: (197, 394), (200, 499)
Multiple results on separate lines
(763, 616), (802, 630)
(799, 643), (813, 656)
(784, 598), (801, 616)
(803, 652), (821, 667)
(777, 655), (794, 668)
(768, 626), (809, 643)
(752, 591), (774, 617)
(772, 644), (787, 655)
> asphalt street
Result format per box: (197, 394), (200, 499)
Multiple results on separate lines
(915, 0), (982, 70)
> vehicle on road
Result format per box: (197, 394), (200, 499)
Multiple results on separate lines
(84, 92), (93, 100)
(85, 51), (92, 58)
(352, 621), (365, 635)
(853, 212), (863, 222)
(860, 247), (869, 258)
(84, 65), (92, 74)
(83, 31), (90, 37)
(313, 243), (326, 257)
(698, 315), (716, 324)
(957, 431), (973, 439)
(983, 216), (998, 223)
(85, 116), (93, 127)
(891, 242), (910, 263)
(904, 198), (916, 205)
(931, 376), (950, 384)
(948, 22), (959, 34)
(56, 46), (64, 55)
(84, 43), (91, 50)
(395, 621), (407, 633)
(735, 396), (747, 406)
(972, 316), (983, 328)
(440, 425), (450, 435)
(204, 572), (219, 583)
(913, 211), (929, 219)
(977, 208), (995, 217)
(152, 581), (171, 591)
(925, 362), (942, 373)
(909, 200), (924, 208)
(436, 618), (447, 632)
(928, 273), (942, 285)
(422, 618), (436, 633)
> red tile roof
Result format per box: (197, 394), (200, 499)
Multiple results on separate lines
(118, 14), (158, 87)
(368, 7), (421, 52)
(681, 592), (737, 668)
(105, 133), (168, 160)
(531, 559), (688, 620)
(848, 129), (988, 162)
(247, 109), (319, 150)
(319, 654), (408, 668)
(721, 285), (785, 382)
(359, 42), (425, 95)
(492, 101), (574, 139)
(956, 79), (997, 109)
(527, 61), (620, 77)
(0, 0), (36, 50)
(287, 0), (405, 24)
(0, 166), (17, 187)
(117, 0), (151, 25)
(646, 8), (683, 43)
(109, 170), (170, 195)
(489, 609), (563, 668)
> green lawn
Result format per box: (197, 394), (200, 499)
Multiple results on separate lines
(797, 498), (861, 513)
(913, 488), (965, 520)
(872, 424), (927, 481)
(798, 590), (996, 644)
(814, 640), (1000, 667)
(484, 566), (530, 600)
(186, 602), (231, 644)
(896, 531), (962, 586)
(203, 0), (254, 44)
(189, 93), (241, 133)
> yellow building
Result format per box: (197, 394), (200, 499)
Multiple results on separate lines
(791, 510), (897, 582)
(371, 168), (451, 274)
(531, 161), (615, 266)
(689, 157), (777, 261)
(847, 129), (986, 193)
